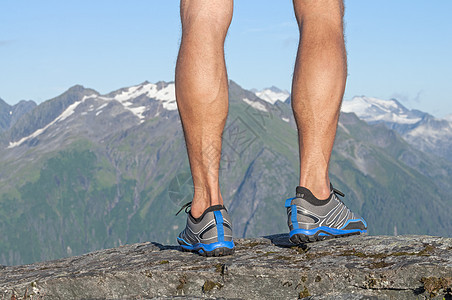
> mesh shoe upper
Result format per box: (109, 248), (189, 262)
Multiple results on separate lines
(178, 205), (233, 247)
(286, 186), (367, 234)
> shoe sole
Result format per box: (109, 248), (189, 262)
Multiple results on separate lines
(178, 239), (235, 257)
(289, 229), (367, 244)
(181, 246), (235, 257)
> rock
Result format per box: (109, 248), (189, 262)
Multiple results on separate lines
(1, 235), (451, 299)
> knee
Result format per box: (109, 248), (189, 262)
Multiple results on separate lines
(180, 0), (233, 40)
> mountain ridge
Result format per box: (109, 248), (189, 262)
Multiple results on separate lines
(0, 98), (37, 134)
(341, 95), (452, 161)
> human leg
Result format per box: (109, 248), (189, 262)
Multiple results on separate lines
(291, 0), (347, 200)
(286, 0), (367, 243)
(175, 0), (233, 218)
(175, 0), (234, 256)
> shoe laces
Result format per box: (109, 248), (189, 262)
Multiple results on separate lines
(332, 187), (353, 214)
(332, 187), (346, 206)
(175, 201), (192, 216)
(333, 188), (345, 198)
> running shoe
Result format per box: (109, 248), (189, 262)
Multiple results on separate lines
(176, 203), (234, 256)
(285, 185), (367, 243)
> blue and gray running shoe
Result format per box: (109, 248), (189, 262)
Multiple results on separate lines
(177, 203), (234, 256)
(286, 185), (367, 244)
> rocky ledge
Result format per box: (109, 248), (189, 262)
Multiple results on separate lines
(1, 235), (451, 299)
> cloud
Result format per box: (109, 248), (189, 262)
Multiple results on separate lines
(413, 90), (423, 103)
(391, 90), (423, 105)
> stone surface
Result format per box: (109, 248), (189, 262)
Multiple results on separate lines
(1, 235), (451, 299)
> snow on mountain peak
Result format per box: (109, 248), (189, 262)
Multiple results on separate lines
(94, 82), (177, 122)
(6, 81), (179, 149)
(242, 98), (268, 112)
(340, 95), (452, 161)
(341, 96), (422, 125)
(254, 87), (290, 105)
(111, 82), (177, 111)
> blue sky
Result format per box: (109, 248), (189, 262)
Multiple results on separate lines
(1, 1), (451, 117)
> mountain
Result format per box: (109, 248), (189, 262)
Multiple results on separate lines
(0, 98), (36, 133)
(0, 98), (9, 130)
(0, 82), (451, 266)
(253, 86), (290, 104)
(342, 96), (452, 161)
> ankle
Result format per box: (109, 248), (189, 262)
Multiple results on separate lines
(299, 179), (330, 200)
(307, 185), (331, 200)
(190, 201), (209, 219)
(190, 193), (223, 218)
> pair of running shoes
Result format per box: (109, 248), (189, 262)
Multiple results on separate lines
(177, 185), (367, 257)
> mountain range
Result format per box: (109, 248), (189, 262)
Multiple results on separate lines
(0, 81), (451, 266)
(342, 96), (452, 162)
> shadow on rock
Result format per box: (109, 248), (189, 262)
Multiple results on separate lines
(263, 233), (309, 250)
(151, 242), (180, 251)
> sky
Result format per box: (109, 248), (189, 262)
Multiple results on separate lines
(1, 1), (451, 117)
